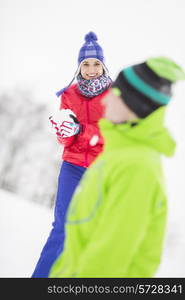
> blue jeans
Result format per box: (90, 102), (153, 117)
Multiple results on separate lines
(32, 161), (86, 278)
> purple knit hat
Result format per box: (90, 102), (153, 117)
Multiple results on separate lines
(78, 32), (105, 64)
(56, 32), (107, 97)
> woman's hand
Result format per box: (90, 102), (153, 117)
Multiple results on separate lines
(60, 121), (80, 137)
(49, 109), (80, 137)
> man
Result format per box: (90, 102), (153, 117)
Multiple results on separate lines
(49, 57), (185, 277)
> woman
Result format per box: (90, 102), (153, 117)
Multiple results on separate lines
(32, 32), (112, 277)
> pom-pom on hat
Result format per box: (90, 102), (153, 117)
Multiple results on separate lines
(78, 32), (105, 64)
(112, 56), (185, 118)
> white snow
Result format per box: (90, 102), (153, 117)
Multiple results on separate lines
(0, 189), (53, 277)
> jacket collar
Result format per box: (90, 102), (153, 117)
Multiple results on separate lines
(99, 107), (176, 157)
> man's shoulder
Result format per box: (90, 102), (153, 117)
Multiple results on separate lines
(108, 146), (158, 163)
(103, 147), (160, 177)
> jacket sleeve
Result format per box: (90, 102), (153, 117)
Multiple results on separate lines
(73, 164), (166, 277)
(56, 93), (76, 147)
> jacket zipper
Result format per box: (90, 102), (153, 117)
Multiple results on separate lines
(85, 100), (90, 167)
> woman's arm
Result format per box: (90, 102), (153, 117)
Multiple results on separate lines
(57, 94), (76, 147)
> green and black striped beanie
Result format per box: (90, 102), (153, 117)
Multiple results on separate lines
(112, 57), (185, 118)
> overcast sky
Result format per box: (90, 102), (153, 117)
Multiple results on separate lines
(1, 0), (185, 103)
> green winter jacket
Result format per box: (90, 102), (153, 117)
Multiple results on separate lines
(50, 106), (176, 278)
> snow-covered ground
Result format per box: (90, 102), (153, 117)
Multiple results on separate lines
(0, 188), (184, 278)
(0, 189), (53, 277)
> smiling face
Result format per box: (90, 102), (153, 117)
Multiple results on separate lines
(80, 58), (104, 80)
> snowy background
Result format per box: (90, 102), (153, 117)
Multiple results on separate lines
(0, 0), (185, 277)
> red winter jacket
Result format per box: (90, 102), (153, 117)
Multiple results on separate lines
(57, 84), (109, 168)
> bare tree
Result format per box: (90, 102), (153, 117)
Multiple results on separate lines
(0, 90), (62, 208)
